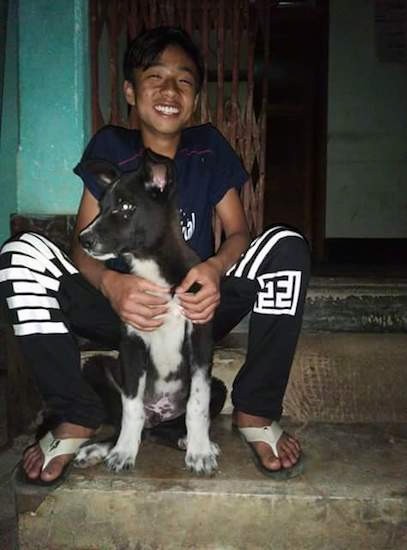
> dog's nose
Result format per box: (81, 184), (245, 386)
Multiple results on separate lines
(79, 232), (96, 251)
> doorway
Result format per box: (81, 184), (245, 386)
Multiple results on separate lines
(263, 2), (329, 262)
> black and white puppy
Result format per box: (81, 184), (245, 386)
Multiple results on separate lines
(75, 149), (219, 475)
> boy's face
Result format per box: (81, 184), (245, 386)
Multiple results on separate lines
(124, 45), (200, 140)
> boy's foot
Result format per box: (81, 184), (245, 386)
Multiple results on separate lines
(232, 411), (301, 473)
(22, 423), (95, 484)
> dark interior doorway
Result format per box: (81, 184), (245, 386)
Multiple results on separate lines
(262, 3), (405, 275)
(262, 2), (329, 263)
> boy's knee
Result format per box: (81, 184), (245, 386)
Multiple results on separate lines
(277, 228), (310, 265)
(260, 225), (310, 270)
(1, 233), (47, 274)
(1, 231), (42, 253)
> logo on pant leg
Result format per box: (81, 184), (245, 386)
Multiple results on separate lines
(254, 270), (302, 315)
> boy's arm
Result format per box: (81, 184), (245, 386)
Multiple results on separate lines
(176, 186), (250, 323)
(70, 188), (170, 331)
(208, 185), (251, 274)
(70, 188), (109, 289)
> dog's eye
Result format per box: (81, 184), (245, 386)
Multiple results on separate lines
(121, 202), (134, 212)
(111, 202), (135, 216)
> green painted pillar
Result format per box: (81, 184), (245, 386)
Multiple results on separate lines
(18, 0), (90, 214)
(0, 0), (18, 244)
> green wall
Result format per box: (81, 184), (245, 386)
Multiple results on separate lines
(0, 0), (18, 244)
(18, 0), (90, 214)
(0, 0), (90, 245)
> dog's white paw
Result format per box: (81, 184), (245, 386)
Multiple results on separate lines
(74, 442), (112, 469)
(185, 441), (220, 475)
(105, 447), (138, 472)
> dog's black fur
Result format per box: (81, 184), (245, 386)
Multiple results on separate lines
(75, 149), (219, 474)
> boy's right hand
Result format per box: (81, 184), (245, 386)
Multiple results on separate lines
(100, 270), (170, 331)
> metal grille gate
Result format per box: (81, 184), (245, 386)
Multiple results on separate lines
(90, 0), (274, 239)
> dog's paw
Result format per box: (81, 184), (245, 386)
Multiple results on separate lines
(177, 436), (187, 450)
(105, 447), (138, 472)
(185, 441), (220, 475)
(74, 442), (112, 469)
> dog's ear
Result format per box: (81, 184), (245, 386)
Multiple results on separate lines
(82, 159), (121, 188)
(143, 149), (173, 194)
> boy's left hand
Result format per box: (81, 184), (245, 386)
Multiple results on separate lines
(175, 259), (222, 323)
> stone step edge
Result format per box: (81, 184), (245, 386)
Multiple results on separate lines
(79, 333), (407, 424)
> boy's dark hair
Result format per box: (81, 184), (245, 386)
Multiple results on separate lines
(123, 26), (204, 92)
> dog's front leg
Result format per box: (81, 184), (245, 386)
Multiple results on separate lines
(106, 336), (147, 472)
(185, 341), (220, 474)
(184, 326), (219, 475)
(185, 367), (219, 474)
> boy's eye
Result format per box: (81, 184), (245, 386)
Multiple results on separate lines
(148, 74), (162, 80)
(179, 78), (193, 86)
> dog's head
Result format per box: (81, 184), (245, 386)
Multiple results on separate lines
(79, 149), (176, 260)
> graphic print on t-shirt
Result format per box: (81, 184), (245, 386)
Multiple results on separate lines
(179, 208), (196, 241)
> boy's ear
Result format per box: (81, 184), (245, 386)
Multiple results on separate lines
(193, 92), (200, 112)
(144, 149), (173, 194)
(82, 159), (121, 188)
(123, 80), (136, 106)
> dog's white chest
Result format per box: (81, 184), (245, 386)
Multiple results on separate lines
(125, 258), (190, 378)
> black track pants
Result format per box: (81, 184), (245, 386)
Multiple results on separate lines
(214, 226), (310, 419)
(0, 226), (310, 427)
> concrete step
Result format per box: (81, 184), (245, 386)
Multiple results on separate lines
(82, 332), (407, 424)
(10, 215), (407, 332)
(0, 454), (18, 550)
(214, 333), (407, 423)
(304, 277), (407, 333)
(231, 276), (407, 334)
(15, 417), (407, 549)
(75, 278), (407, 352)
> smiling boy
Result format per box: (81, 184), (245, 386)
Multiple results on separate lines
(0, 27), (310, 484)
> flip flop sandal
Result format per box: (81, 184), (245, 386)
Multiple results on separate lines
(235, 422), (304, 480)
(14, 431), (90, 489)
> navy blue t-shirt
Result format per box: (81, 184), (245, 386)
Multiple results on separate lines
(74, 123), (248, 261)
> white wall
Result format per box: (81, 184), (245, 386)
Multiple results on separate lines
(326, 0), (407, 238)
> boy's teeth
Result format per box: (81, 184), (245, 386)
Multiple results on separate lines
(155, 105), (179, 114)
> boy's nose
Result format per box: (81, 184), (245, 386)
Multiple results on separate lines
(161, 78), (179, 95)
